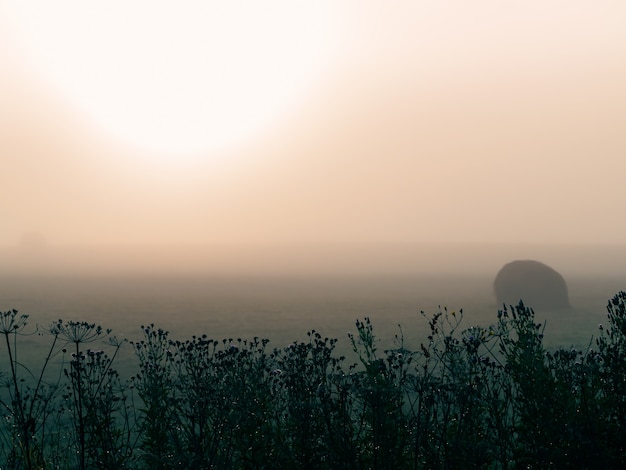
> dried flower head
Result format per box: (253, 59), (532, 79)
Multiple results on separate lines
(0, 309), (28, 334)
(54, 320), (111, 344)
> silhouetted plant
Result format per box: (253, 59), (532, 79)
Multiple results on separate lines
(271, 331), (346, 468)
(496, 301), (611, 468)
(168, 334), (276, 467)
(349, 317), (410, 469)
(3, 291), (626, 468)
(56, 320), (112, 470)
(215, 337), (275, 468)
(595, 291), (626, 466)
(408, 308), (499, 468)
(497, 301), (560, 466)
(169, 334), (223, 466)
(63, 339), (134, 469)
(131, 324), (175, 469)
(0, 310), (65, 469)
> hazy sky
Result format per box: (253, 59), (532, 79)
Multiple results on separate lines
(2, 1), (625, 247)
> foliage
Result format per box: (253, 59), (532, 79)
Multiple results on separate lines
(1, 292), (626, 468)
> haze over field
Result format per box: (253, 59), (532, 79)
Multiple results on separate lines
(2, 11), (626, 467)
(1, 1), (625, 276)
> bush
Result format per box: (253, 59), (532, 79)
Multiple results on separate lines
(1, 292), (626, 468)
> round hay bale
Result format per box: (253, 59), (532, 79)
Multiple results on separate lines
(494, 260), (570, 310)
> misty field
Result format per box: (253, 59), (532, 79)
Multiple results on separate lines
(1, 273), (625, 468)
(0, 273), (614, 351)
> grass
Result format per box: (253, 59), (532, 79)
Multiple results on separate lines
(1, 291), (626, 468)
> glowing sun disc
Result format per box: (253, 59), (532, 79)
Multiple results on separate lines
(3, 1), (337, 156)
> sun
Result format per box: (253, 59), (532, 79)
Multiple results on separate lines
(2, 1), (339, 159)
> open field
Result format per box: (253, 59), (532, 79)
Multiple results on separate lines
(0, 272), (621, 372)
(1, 242), (624, 376)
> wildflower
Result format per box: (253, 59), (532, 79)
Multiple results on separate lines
(0, 309), (28, 334)
(55, 320), (111, 344)
(108, 336), (127, 347)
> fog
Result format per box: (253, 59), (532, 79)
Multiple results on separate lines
(2, 2), (626, 274)
(1, 242), (625, 282)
